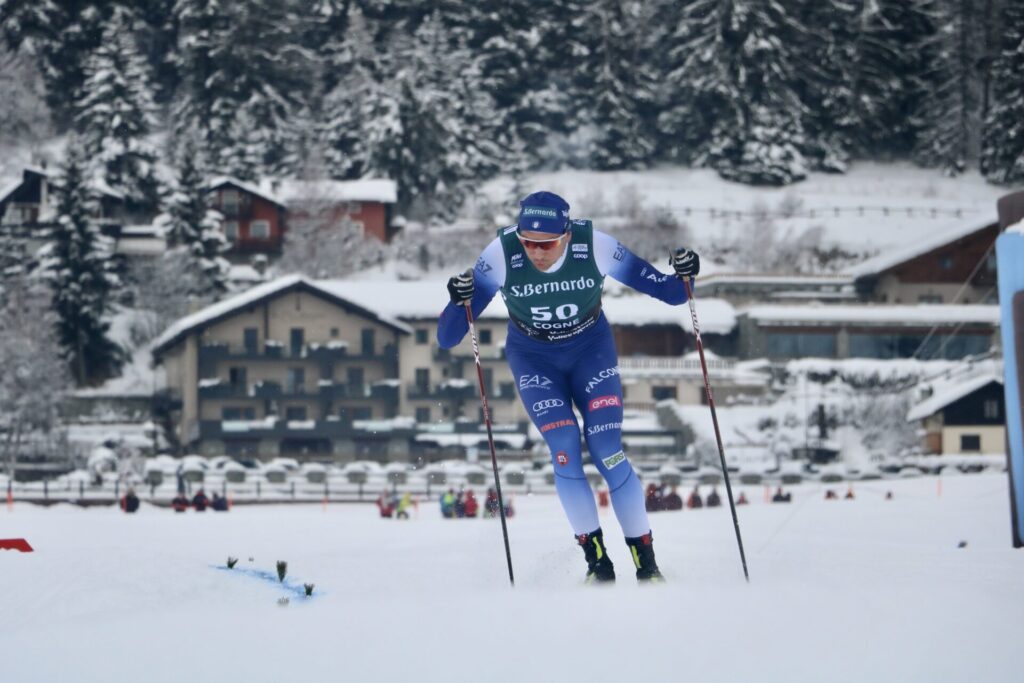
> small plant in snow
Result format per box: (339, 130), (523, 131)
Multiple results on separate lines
(276, 560), (287, 582)
(226, 556), (238, 569)
(277, 597), (289, 607)
(304, 583), (314, 597)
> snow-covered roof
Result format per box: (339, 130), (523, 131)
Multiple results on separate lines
(907, 369), (1003, 422)
(603, 293), (736, 334)
(694, 273), (854, 287)
(208, 176), (285, 207)
(152, 275), (413, 357)
(744, 303), (1000, 326)
(0, 177), (22, 204)
(318, 280), (510, 320)
(846, 219), (996, 279)
(258, 178), (397, 205)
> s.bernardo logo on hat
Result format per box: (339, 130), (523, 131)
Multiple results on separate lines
(522, 206), (558, 218)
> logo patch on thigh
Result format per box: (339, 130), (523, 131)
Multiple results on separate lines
(602, 451), (626, 469)
(556, 451), (568, 466)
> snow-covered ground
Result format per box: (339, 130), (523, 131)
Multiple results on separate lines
(2, 473), (1022, 682)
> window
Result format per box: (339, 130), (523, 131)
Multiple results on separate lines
(221, 190), (239, 216)
(244, 328), (258, 353)
(352, 406), (372, 420)
(222, 406), (255, 420)
(499, 381), (515, 399)
(286, 367), (305, 394)
(415, 329), (428, 345)
(652, 386), (677, 401)
(285, 406), (308, 421)
(347, 367), (364, 391)
(228, 367), (247, 391)
(483, 368), (494, 393)
(330, 327), (340, 338)
(480, 329), (492, 345)
(224, 221), (239, 241)
(415, 368), (430, 390)
(939, 255), (954, 270)
(766, 332), (836, 359)
(983, 399), (1000, 419)
(250, 220), (271, 239)
(415, 407), (431, 423)
(361, 329), (375, 355)
(917, 294), (943, 304)
(960, 434), (981, 452)
(347, 201), (362, 214)
(290, 328), (304, 356)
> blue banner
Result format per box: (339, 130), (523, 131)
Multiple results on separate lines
(996, 230), (1024, 547)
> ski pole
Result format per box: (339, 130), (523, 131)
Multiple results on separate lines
(464, 304), (515, 586)
(683, 278), (750, 582)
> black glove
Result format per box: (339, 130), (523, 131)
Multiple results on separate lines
(447, 269), (474, 306)
(669, 247), (700, 278)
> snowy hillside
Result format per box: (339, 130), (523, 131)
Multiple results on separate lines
(2, 473), (1022, 682)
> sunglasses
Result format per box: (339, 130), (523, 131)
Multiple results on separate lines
(518, 233), (566, 252)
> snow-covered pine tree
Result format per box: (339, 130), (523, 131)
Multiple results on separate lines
(980, 0), (1024, 184)
(323, 9), (503, 218)
(576, 0), (658, 170)
(157, 136), (229, 300)
(793, 0), (861, 173)
(850, 0), (937, 158)
(75, 6), (162, 218)
(0, 269), (68, 480)
(0, 45), (52, 149)
(670, 0), (808, 185)
(913, 0), (983, 176)
(0, 0), (112, 126)
(42, 138), (122, 386)
(172, 0), (314, 178)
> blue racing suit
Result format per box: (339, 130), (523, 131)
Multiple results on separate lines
(437, 220), (687, 538)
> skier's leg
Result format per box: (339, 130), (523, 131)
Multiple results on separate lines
(571, 331), (649, 538)
(505, 346), (599, 536)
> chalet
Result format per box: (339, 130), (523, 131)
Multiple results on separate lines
(260, 178), (398, 243)
(0, 166), (129, 234)
(205, 176), (399, 260)
(692, 273), (856, 304)
(906, 362), (1005, 455)
(207, 177), (287, 257)
(737, 304), (999, 360)
(152, 276), (413, 459)
(849, 219), (1000, 304)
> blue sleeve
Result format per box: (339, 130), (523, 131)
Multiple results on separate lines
(436, 238), (504, 349)
(593, 230), (688, 305)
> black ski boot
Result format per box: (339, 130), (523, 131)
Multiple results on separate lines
(577, 528), (615, 584)
(625, 532), (665, 583)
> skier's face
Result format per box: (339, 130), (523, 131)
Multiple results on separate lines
(518, 230), (570, 270)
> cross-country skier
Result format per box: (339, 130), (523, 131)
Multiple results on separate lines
(436, 191), (700, 583)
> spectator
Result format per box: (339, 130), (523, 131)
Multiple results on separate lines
(736, 491), (749, 505)
(211, 492), (229, 512)
(663, 486), (683, 511)
(455, 489), (467, 518)
(645, 483), (664, 512)
(771, 487), (792, 503)
(845, 486), (856, 500)
(503, 495), (515, 518)
(171, 492), (189, 513)
(120, 487), (140, 513)
(885, 491), (894, 500)
(824, 489), (838, 500)
(396, 492), (413, 520)
(192, 488), (210, 512)
(441, 489), (456, 519)
(484, 488), (499, 518)
(706, 487), (721, 508)
(687, 486), (704, 509)
(377, 490), (395, 518)
(463, 489), (479, 518)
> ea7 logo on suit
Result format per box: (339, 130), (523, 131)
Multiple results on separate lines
(588, 395), (621, 412)
(519, 374), (553, 391)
